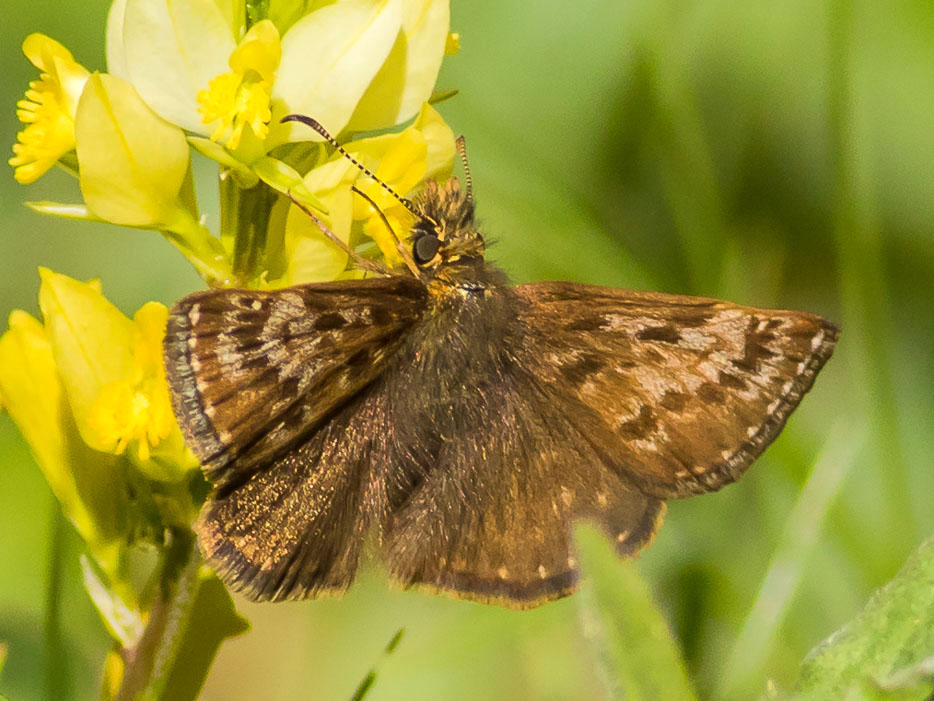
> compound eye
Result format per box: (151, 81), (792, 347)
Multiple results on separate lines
(413, 233), (441, 265)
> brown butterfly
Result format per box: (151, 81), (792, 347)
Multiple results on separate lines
(163, 119), (838, 608)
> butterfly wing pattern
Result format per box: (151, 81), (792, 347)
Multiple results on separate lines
(164, 177), (838, 609)
(513, 282), (840, 500)
(165, 272), (836, 607)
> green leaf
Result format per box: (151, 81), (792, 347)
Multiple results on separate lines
(574, 524), (698, 701)
(790, 535), (934, 700)
(160, 573), (250, 701)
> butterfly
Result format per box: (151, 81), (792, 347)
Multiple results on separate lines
(163, 120), (838, 609)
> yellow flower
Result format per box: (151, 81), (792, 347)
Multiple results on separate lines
(88, 303), (175, 463)
(108, 0), (451, 149)
(76, 73), (193, 229)
(0, 308), (128, 572)
(197, 20), (281, 151)
(37, 269), (192, 479)
(9, 34), (90, 184)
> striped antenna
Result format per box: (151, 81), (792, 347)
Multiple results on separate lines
(455, 135), (473, 203)
(282, 114), (420, 217)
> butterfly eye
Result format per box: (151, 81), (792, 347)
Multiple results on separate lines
(413, 233), (441, 266)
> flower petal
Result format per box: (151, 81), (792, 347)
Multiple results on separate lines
(413, 102), (455, 179)
(10, 34), (91, 184)
(105, 0), (130, 79)
(284, 188), (352, 285)
(121, 0), (235, 132)
(345, 0), (450, 132)
(76, 73), (190, 227)
(0, 309), (128, 563)
(273, 0), (404, 144)
(38, 268), (135, 453)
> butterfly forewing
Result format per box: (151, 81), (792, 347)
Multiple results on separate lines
(514, 282), (839, 498)
(163, 277), (427, 488)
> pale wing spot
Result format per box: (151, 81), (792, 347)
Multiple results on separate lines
(560, 486), (573, 507)
(189, 303), (201, 325)
(679, 328), (717, 351)
(675, 470), (690, 479)
(497, 566), (509, 579)
(251, 300), (262, 311)
(796, 360), (808, 374)
(204, 404), (216, 418)
(767, 398), (782, 414)
(781, 380), (795, 395)
(616, 530), (630, 543)
(720, 449), (733, 461)
(537, 565), (547, 579)
(596, 492), (609, 507)
(567, 557), (577, 568)
(632, 438), (661, 454)
(187, 336), (198, 350)
(190, 356), (202, 372)
(811, 329), (826, 351)
(747, 425), (759, 438)
(218, 429), (233, 444)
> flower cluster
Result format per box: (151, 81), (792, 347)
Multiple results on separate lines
(3, 0), (457, 694)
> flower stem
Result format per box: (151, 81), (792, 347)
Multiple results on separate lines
(232, 183), (276, 286)
(43, 505), (69, 701)
(115, 529), (201, 701)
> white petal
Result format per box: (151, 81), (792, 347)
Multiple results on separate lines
(105, 0), (130, 79)
(345, 0), (449, 132)
(273, 0), (404, 143)
(122, 0), (236, 133)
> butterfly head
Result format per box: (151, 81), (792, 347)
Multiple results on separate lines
(408, 178), (484, 275)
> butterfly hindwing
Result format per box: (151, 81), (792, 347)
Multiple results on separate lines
(377, 289), (667, 608)
(513, 282), (839, 498)
(197, 384), (398, 601)
(163, 276), (427, 488)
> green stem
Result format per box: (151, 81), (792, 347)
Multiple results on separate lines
(43, 505), (68, 701)
(161, 209), (231, 286)
(115, 529), (201, 701)
(232, 183), (276, 286)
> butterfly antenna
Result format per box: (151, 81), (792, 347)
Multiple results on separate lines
(282, 114), (421, 218)
(351, 185), (423, 280)
(455, 135), (473, 204)
(286, 192), (392, 277)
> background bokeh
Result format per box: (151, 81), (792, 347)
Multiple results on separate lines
(2, 1), (934, 699)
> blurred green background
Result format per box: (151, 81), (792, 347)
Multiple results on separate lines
(2, 1), (933, 699)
